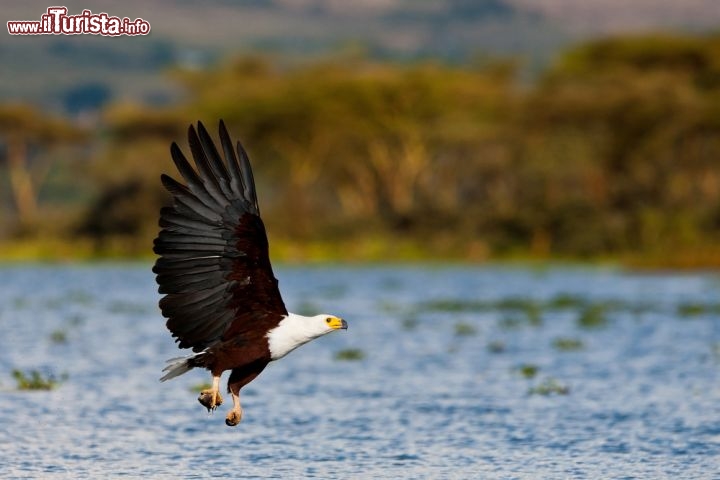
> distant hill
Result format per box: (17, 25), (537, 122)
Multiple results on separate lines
(3, 0), (719, 112)
(511, 0), (720, 33)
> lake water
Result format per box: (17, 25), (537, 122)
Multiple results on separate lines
(0, 264), (718, 479)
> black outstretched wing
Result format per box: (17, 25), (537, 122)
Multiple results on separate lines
(153, 120), (287, 352)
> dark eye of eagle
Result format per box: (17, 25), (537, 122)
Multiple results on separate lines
(326, 318), (332, 323)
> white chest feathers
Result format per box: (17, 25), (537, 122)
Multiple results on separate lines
(265, 313), (338, 360)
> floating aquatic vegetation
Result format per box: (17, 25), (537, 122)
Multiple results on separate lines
(516, 364), (539, 379)
(12, 369), (66, 391)
(401, 317), (419, 331)
(50, 329), (68, 344)
(552, 337), (585, 351)
(546, 293), (588, 310)
(499, 316), (524, 330)
(528, 378), (569, 396)
(66, 313), (85, 327)
(420, 296), (543, 318)
(421, 299), (491, 313)
(676, 302), (720, 318)
(454, 322), (477, 336)
(487, 340), (506, 353)
(577, 305), (608, 328)
(495, 298), (543, 324)
(524, 305), (543, 326)
(190, 382), (212, 393)
(495, 297), (539, 312)
(500, 309), (542, 329)
(334, 348), (365, 361)
(417, 294), (678, 331)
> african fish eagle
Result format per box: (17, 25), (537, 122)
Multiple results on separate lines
(153, 120), (347, 427)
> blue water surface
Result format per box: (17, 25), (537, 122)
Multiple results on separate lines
(0, 264), (718, 478)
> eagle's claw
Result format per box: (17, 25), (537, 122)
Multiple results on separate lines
(198, 389), (223, 412)
(225, 409), (242, 426)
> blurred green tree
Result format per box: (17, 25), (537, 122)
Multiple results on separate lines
(62, 34), (720, 263)
(516, 33), (720, 255)
(0, 104), (85, 232)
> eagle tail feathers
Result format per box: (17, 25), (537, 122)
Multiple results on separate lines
(160, 351), (209, 381)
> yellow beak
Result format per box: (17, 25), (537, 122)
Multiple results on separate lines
(328, 317), (348, 330)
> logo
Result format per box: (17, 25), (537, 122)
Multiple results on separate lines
(7, 6), (151, 36)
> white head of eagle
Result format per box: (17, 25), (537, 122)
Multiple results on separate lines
(266, 314), (348, 360)
(154, 120), (348, 427)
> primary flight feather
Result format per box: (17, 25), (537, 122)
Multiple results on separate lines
(153, 120), (347, 426)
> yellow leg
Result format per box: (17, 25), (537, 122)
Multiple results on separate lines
(225, 387), (243, 426)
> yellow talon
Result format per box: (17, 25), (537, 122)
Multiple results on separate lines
(198, 389), (223, 412)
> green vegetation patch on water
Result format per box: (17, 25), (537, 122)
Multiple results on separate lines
(577, 305), (609, 329)
(400, 317), (419, 331)
(516, 364), (540, 379)
(454, 322), (478, 336)
(190, 382), (212, 393)
(371, 293), (720, 330)
(552, 337), (585, 351)
(546, 293), (589, 310)
(421, 299), (493, 313)
(418, 295), (636, 322)
(676, 302), (720, 318)
(528, 378), (570, 396)
(487, 340), (506, 353)
(12, 369), (66, 391)
(334, 348), (365, 361)
(50, 329), (68, 344)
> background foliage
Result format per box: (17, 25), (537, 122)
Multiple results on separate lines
(1, 33), (720, 264)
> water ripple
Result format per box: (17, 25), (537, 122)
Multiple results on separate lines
(0, 264), (718, 478)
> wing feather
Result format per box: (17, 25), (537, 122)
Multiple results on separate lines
(157, 271), (226, 295)
(155, 232), (227, 247)
(154, 121), (287, 353)
(197, 121), (233, 199)
(169, 143), (223, 211)
(159, 207), (218, 229)
(188, 126), (227, 207)
(153, 256), (231, 274)
(236, 141), (260, 214)
(173, 196), (222, 223)
(219, 120), (246, 201)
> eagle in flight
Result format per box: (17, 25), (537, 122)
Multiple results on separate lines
(153, 121), (347, 426)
